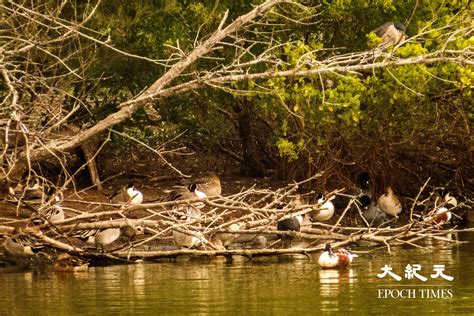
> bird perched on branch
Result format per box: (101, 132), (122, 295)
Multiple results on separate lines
(372, 21), (406, 48)
(311, 193), (335, 222)
(318, 243), (358, 269)
(3, 228), (45, 256)
(332, 172), (373, 213)
(378, 186), (403, 218)
(110, 183), (143, 205)
(73, 226), (121, 252)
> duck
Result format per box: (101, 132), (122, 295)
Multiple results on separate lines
(52, 253), (89, 272)
(31, 191), (65, 225)
(360, 195), (390, 227)
(332, 172), (373, 211)
(276, 201), (307, 248)
(31, 205), (65, 225)
(311, 194), (336, 222)
(440, 188), (457, 208)
(8, 176), (44, 200)
(214, 223), (240, 248)
(3, 228), (45, 256)
(74, 227), (121, 252)
(427, 189), (457, 225)
(110, 183), (143, 205)
(186, 172), (221, 197)
(378, 186), (402, 218)
(372, 21), (406, 48)
(318, 243), (358, 269)
(172, 207), (206, 249)
(172, 197), (207, 249)
(251, 235), (267, 249)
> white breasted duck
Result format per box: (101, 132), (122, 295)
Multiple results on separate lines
(311, 194), (336, 222)
(110, 183), (143, 205)
(189, 173), (221, 197)
(377, 186), (402, 218)
(318, 243), (358, 269)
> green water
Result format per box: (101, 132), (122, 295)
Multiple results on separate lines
(1, 232), (473, 315)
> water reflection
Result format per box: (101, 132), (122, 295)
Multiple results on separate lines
(0, 232), (473, 314)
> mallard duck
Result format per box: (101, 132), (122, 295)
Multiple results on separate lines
(318, 243), (358, 269)
(372, 21), (406, 48)
(360, 195), (390, 227)
(52, 253), (89, 272)
(110, 183), (143, 205)
(3, 229), (45, 256)
(378, 186), (402, 218)
(311, 194), (336, 222)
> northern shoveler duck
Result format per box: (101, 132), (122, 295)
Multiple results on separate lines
(110, 183), (143, 205)
(2, 228), (45, 256)
(360, 195), (390, 227)
(311, 194), (336, 222)
(318, 243), (358, 269)
(440, 188), (458, 208)
(427, 189), (458, 225)
(378, 186), (402, 218)
(372, 21), (406, 48)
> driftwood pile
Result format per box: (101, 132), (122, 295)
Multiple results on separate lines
(0, 175), (471, 269)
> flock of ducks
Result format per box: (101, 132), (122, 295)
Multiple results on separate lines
(2, 170), (460, 270)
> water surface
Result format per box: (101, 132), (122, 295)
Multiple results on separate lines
(1, 232), (473, 315)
